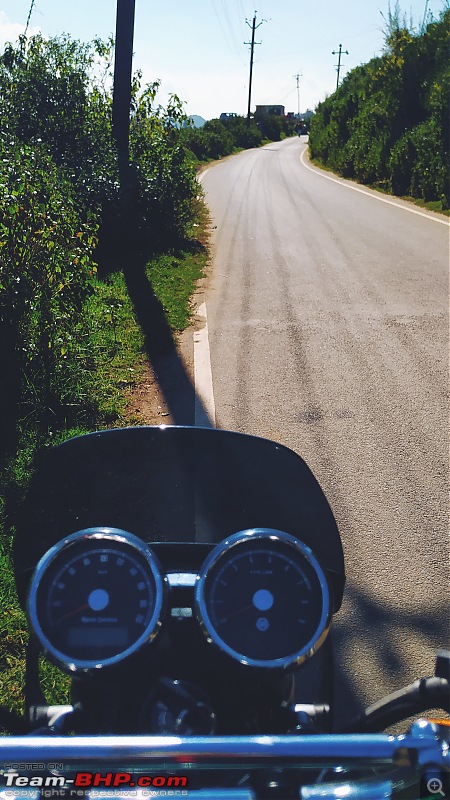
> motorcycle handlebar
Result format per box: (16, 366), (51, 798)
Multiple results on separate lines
(0, 724), (446, 763)
(342, 676), (450, 733)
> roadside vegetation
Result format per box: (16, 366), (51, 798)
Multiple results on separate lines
(0, 30), (291, 716)
(0, 33), (208, 715)
(1, 3), (446, 715)
(181, 112), (298, 162)
(309, 6), (449, 211)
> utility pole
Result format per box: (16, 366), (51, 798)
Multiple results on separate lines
(24, 0), (35, 38)
(332, 44), (348, 91)
(420, 0), (430, 33)
(113, 0), (136, 188)
(293, 72), (302, 117)
(245, 13), (264, 127)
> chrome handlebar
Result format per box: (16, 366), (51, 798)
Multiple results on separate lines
(0, 719), (448, 800)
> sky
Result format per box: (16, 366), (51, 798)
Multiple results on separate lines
(0, 0), (447, 120)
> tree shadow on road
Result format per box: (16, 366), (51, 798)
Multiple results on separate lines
(119, 250), (448, 734)
(331, 581), (447, 728)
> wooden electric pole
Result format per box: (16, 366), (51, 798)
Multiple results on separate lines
(332, 44), (348, 91)
(293, 72), (302, 117)
(245, 13), (264, 127)
(113, 0), (136, 187)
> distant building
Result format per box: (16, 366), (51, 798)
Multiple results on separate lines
(255, 105), (285, 116)
(220, 113), (239, 121)
(287, 109), (315, 121)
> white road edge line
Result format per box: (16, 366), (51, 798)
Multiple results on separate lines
(192, 170), (216, 428)
(193, 302), (216, 428)
(300, 147), (450, 226)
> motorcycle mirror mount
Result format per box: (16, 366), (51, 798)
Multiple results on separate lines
(435, 649), (450, 682)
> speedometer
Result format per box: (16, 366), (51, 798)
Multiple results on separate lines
(27, 528), (167, 672)
(195, 529), (331, 668)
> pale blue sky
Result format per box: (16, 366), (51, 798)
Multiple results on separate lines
(0, 1), (446, 119)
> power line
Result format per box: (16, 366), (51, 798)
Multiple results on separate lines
(212, 0), (246, 64)
(236, 0), (246, 19)
(220, 0), (238, 45)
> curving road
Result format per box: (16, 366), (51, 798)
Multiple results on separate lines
(198, 136), (449, 722)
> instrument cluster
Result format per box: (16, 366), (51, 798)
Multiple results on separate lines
(27, 527), (332, 673)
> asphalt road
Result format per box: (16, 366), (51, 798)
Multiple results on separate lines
(199, 136), (449, 723)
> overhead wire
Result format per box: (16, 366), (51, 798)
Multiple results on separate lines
(236, 0), (246, 20)
(211, 0), (247, 65)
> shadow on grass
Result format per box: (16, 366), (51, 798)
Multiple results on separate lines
(123, 249), (212, 427)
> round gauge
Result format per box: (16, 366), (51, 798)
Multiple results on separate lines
(195, 529), (331, 668)
(27, 528), (166, 672)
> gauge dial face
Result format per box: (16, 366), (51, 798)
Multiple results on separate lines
(27, 528), (166, 671)
(196, 529), (331, 668)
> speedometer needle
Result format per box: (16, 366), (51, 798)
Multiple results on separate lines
(58, 603), (90, 622)
(219, 603), (255, 624)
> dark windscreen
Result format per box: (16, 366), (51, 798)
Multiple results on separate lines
(14, 426), (345, 608)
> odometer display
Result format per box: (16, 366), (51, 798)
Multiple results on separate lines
(27, 528), (166, 671)
(196, 529), (331, 668)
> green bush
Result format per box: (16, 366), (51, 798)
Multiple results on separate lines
(0, 137), (98, 446)
(389, 118), (449, 204)
(182, 118), (234, 161)
(181, 115), (264, 162)
(254, 112), (296, 142)
(0, 35), (116, 211)
(309, 9), (449, 204)
(0, 35), (199, 258)
(221, 116), (262, 149)
(127, 83), (198, 251)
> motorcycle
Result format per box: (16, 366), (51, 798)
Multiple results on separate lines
(0, 425), (448, 799)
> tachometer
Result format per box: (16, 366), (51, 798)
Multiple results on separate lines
(195, 529), (331, 668)
(27, 528), (166, 671)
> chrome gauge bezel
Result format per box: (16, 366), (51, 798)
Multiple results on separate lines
(27, 527), (167, 673)
(195, 528), (331, 669)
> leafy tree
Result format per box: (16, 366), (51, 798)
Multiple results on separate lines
(181, 115), (264, 162)
(220, 115), (262, 149)
(0, 137), (98, 449)
(0, 32), (200, 451)
(309, 8), (449, 205)
(129, 81), (198, 250)
(254, 110), (296, 142)
(0, 35), (115, 201)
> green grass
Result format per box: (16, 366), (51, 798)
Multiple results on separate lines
(0, 204), (209, 721)
(0, 542), (28, 713)
(0, 269), (147, 718)
(146, 198), (209, 332)
(398, 196), (450, 216)
(85, 271), (147, 421)
(147, 249), (207, 332)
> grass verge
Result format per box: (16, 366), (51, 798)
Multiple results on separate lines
(147, 202), (209, 331)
